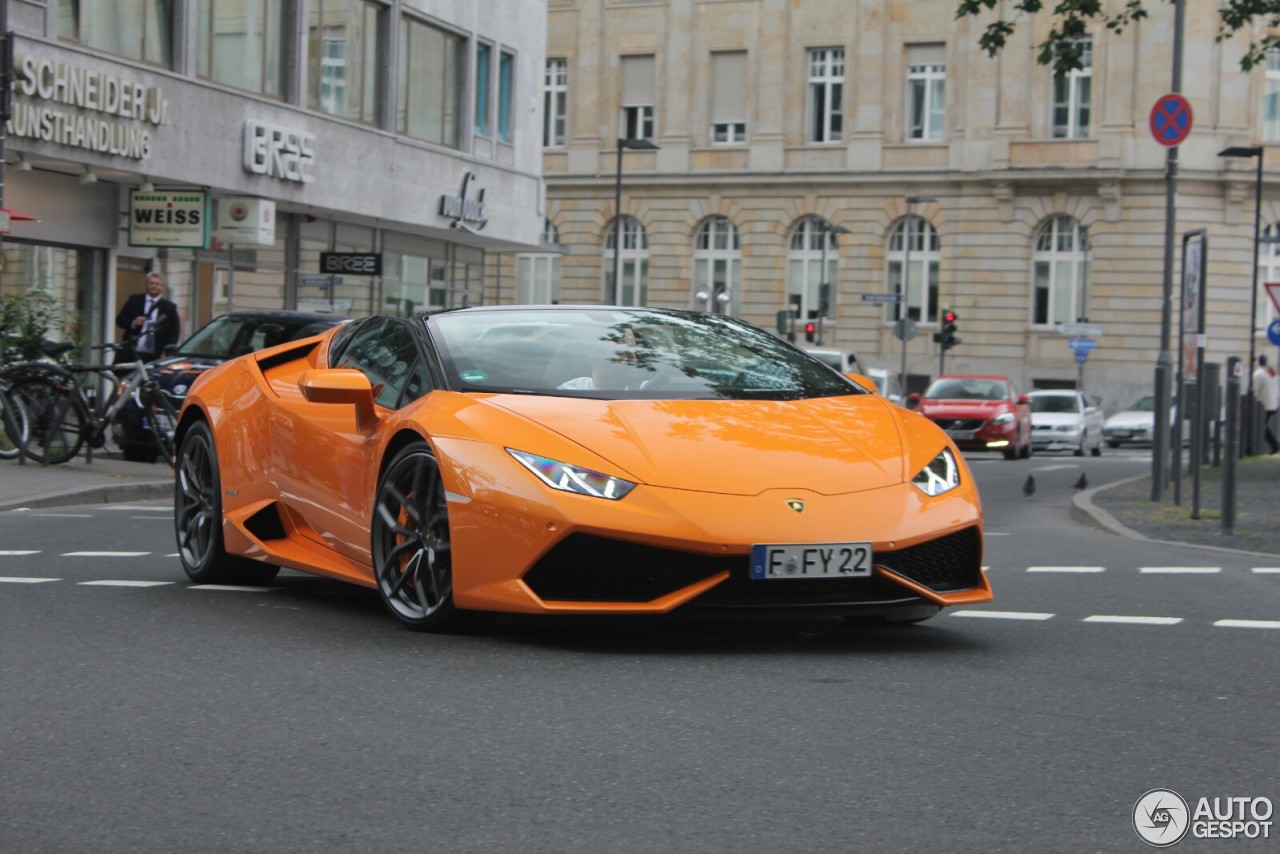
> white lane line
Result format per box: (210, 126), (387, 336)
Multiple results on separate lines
(189, 584), (278, 593)
(1252, 568), (1280, 574)
(0, 550), (39, 556)
(1214, 619), (1280, 630)
(1140, 566), (1221, 574)
(101, 506), (173, 512)
(1083, 615), (1183, 625)
(32, 513), (94, 518)
(1027, 566), (1106, 574)
(985, 532), (1011, 537)
(950, 610), (1055, 621)
(78, 580), (174, 588)
(129, 516), (173, 520)
(61, 551), (151, 557)
(0, 577), (60, 584)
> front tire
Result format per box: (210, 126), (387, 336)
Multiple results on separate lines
(371, 441), (459, 632)
(175, 421), (279, 585)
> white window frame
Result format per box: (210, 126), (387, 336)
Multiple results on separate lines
(787, 217), (840, 321)
(516, 219), (562, 304)
(1051, 38), (1092, 139)
(543, 59), (567, 147)
(693, 217), (741, 316)
(906, 47), (946, 142)
(604, 216), (649, 306)
(885, 216), (940, 324)
(807, 47), (844, 144)
(1265, 49), (1280, 142)
(710, 51), (748, 145)
(620, 55), (656, 142)
(1031, 216), (1088, 328)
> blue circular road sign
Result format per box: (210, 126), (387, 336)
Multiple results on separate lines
(1267, 318), (1280, 346)
(1150, 94), (1193, 147)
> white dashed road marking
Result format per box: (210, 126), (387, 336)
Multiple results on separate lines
(1140, 566), (1221, 574)
(1083, 615), (1183, 625)
(950, 610), (1055, 621)
(61, 551), (151, 558)
(1027, 566), (1106, 573)
(189, 584), (278, 593)
(78, 580), (174, 588)
(0, 577), (60, 584)
(1252, 568), (1280, 574)
(1213, 619), (1280, 630)
(0, 550), (39, 556)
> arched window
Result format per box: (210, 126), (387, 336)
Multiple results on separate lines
(1259, 223), (1280, 333)
(604, 216), (649, 305)
(885, 215), (939, 323)
(787, 216), (841, 320)
(693, 217), (741, 315)
(1031, 215), (1088, 327)
(516, 219), (562, 304)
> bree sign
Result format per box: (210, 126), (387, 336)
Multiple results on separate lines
(320, 252), (382, 276)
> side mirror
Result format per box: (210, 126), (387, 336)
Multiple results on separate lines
(845, 372), (877, 393)
(299, 369), (378, 430)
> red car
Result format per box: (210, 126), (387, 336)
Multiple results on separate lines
(910, 374), (1033, 460)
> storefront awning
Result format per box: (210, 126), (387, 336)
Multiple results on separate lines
(0, 207), (40, 233)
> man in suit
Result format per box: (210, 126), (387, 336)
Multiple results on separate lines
(116, 271), (180, 362)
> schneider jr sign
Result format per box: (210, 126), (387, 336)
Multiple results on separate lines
(129, 190), (210, 248)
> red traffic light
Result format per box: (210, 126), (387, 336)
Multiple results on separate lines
(804, 322), (816, 333)
(943, 310), (957, 324)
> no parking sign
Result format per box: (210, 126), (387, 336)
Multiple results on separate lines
(1150, 93), (1193, 147)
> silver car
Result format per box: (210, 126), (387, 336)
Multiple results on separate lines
(1028, 389), (1104, 456)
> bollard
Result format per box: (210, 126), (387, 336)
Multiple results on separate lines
(1222, 357), (1241, 533)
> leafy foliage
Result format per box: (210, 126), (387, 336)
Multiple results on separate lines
(0, 290), (73, 364)
(956, 0), (1280, 74)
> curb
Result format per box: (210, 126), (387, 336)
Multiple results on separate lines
(0, 479), (172, 513)
(1071, 474), (1280, 560)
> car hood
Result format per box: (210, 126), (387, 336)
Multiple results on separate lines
(1031, 413), (1082, 428)
(1104, 411), (1154, 429)
(916, 399), (1011, 417)
(485, 394), (907, 495)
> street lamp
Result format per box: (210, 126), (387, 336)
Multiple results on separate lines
(817, 220), (850, 345)
(612, 137), (660, 304)
(900, 195), (936, 396)
(1219, 145), (1263, 452)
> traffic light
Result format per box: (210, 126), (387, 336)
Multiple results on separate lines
(933, 309), (960, 351)
(804, 321), (817, 343)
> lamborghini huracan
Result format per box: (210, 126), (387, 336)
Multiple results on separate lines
(173, 306), (990, 631)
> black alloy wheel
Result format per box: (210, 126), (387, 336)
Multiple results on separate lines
(372, 441), (458, 631)
(174, 420), (279, 585)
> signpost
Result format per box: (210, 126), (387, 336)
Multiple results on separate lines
(1150, 93), (1193, 147)
(1057, 322), (1104, 337)
(860, 293), (902, 304)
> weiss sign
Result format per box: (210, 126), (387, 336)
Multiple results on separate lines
(128, 190), (209, 248)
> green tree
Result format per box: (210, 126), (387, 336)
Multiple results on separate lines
(0, 290), (71, 364)
(956, 0), (1280, 74)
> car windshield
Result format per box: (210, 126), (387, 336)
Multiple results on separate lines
(177, 314), (341, 358)
(1129, 396), (1156, 412)
(923, 378), (1010, 401)
(1030, 394), (1080, 413)
(428, 307), (865, 401)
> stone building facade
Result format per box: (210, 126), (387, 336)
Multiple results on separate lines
(522, 0), (1280, 409)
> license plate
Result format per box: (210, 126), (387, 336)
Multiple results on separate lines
(750, 542), (873, 579)
(1111, 430), (1130, 438)
(946, 429), (974, 440)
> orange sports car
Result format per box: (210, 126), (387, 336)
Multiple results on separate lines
(173, 306), (990, 631)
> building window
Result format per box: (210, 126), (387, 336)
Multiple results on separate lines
(196, 0), (287, 97)
(1265, 49), (1280, 142)
(498, 50), (514, 144)
(398, 16), (464, 148)
(787, 217), (840, 321)
(906, 44), (946, 142)
(475, 41), (492, 138)
(886, 216), (940, 323)
(58, 0), (174, 66)
(694, 217), (741, 315)
(544, 59), (568, 147)
(1052, 38), (1092, 139)
(807, 47), (843, 143)
(604, 216), (649, 306)
(710, 51), (748, 144)
(1258, 224), (1280, 333)
(1032, 216), (1088, 327)
(516, 220), (562, 304)
(306, 0), (383, 124)
(620, 55), (656, 141)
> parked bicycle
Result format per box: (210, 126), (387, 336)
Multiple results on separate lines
(0, 326), (31, 462)
(1, 342), (179, 466)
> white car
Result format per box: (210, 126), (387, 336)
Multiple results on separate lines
(1102, 395), (1190, 448)
(867, 367), (905, 405)
(1028, 389), (1104, 456)
(803, 347), (865, 375)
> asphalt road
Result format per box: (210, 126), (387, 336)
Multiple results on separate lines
(1, 451), (1276, 853)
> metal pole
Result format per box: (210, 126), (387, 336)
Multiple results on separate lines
(613, 142), (623, 305)
(818, 222), (828, 346)
(1152, 0), (1186, 500)
(900, 202), (913, 395)
(1245, 153), (1263, 453)
(1222, 357), (1241, 533)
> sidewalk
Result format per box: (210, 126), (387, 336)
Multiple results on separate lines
(0, 448), (173, 512)
(1074, 453), (1280, 558)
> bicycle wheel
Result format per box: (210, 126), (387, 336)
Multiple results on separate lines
(0, 388), (30, 459)
(12, 377), (87, 464)
(140, 390), (179, 466)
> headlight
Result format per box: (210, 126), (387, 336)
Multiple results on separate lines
(507, 449), (636, 500)
(991, 412), (1015, 425)
(912, 448), (961, 497)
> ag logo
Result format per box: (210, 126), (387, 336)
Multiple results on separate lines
(785, 499), (805, 514)
(1133, 788), (1189, 847)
